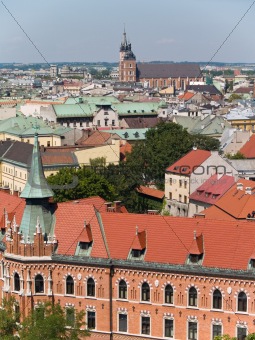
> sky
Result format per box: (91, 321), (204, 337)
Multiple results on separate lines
(0, 0), (255, 64)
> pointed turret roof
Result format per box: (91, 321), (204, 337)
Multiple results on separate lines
(20, 133), (54, 199)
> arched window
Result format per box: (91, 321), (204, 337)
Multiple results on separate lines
(66, 276), (74, 295)
(35, 274), (44, 293)
(14, 273), (20, 292)
(141, 282), (150, 302)
(87, 278), (95, 297)
(213, 289), (222, 309)
(238, 292), (247, 312)
(188, 287), (197, 307)
(165, 284), (173, 304)
(119, 280), (127, 299)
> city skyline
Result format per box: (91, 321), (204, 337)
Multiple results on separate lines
(0, 0), (255, 64)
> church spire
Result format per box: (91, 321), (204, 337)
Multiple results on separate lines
(20, 133), (53, 199)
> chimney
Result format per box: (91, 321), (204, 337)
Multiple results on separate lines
(237, 182), (243, 191)
(113, 201), (122, 213)
(13, 190), (19, 197)
(105, 202), (114, 212)
(147, 210), (159, 215)
(245, 187), (252, 195)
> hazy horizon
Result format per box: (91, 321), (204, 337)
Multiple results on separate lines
(1, 0), (255, 64)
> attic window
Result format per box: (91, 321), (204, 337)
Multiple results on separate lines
(134, 110), (136, 113)
(249, 259), (255, 269)
(76, 241), (93, 256)
(142, 110), (144, 113)
(130, 248), (145, 260)
(188, 253), (203, 264)
(127, 110), (130, 113)
(174, 166), (179, 171)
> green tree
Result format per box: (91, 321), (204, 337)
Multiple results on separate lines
(0, 297), (20, 339)
(228, 93), (242, 102)
(225, 151), (246, 159)
(47, 166), (116, 202)
(20, 302), (89, 340)
(126, 122), (220, 189)
(214, 335), (236, 340)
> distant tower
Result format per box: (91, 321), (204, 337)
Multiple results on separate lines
(50, 65), (58, 78)
(119, 28), (137, 82)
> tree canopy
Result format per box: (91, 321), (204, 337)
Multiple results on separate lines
(0, 299), (89, 340)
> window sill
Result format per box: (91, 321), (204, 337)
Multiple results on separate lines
(162, 303), (175, 307)
(187, 306), (198, 310)
(85, 296), (97, 300)
(65, 294), (75, 297)
(34, 293), (46, 295)
(210, 309), (223, 312)
(235, 311), (248, 315)
(140, 301), (152, 305)
(117, 298), (128, 302)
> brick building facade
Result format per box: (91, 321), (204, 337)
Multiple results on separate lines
(0, 135), (255, 340)
(119, 30), (204, 89)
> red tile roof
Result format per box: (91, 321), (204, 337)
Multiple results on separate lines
(100, 212), (255, 270)
(178, 92), (195, 101)
(0, 191), (25, 227)
(137, 185), (165, 200)
(80, 131), (112, 146)
(120, 142), (132, 161)
(189, 174), (235, 205)
(55, 203), (108, 257)
(189, 233), (203, 254)
(166, 149), (211, 175)
(131, 230), (146, 250)
(239, 134), (255, 158)
(201, 178), (255, 220)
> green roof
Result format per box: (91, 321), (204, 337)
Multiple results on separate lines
(20, 133), (54, 199)
(106, 128), (149, 140)
(0, 116), (72, 137)
(112, 102), (161, 116)
(64, 96), (120, 105)
(53, 104), (96, 118)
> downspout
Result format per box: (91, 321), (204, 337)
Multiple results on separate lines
(109, 262), (114, 340)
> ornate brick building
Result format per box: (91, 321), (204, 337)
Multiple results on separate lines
(1, 135), (255, 340)
(119, 30), (204, 89)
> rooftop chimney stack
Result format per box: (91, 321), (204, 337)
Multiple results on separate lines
(237, 183), (243, 191)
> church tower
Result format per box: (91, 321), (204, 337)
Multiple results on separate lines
(119, 29), (137, 82)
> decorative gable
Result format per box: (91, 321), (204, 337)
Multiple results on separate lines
(75, 222), (93, 256)
(187, 231), (204, 265)
(128, 228), (146, 260)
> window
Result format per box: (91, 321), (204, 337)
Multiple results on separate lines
(66, 275), (74, 295)
(97, 120), (100, 126)
(237, 327), (247, 340)
(14, 304), (20, 323)
(87, 278), (95, 297)
(165, 319), (174, 338)
(184, 196), (187, 204)
(47, 141), (50, 147)
(87, 311), (95, 329)
(188, 322), (197, 340)
(141, 282), (150, 302)
(141, 316), (150, 335)
(119, 280), (127, 299)
(112, 120), (115, 126)
(169, 178), (172, 185)
(119, 314), (127, 332)
(165, 284), (173, 304)
(184, 181), (187, 188)
(14, 273), (20, 292)
(66, 308), (75, 327)
(212, 324), (222, 339)
(179, 179), (182, 187)
(179, 194), (182, 202)
(169, 192), (172, 200)
(104, 119), (108, 126)
(188, 287), (197, 307)
(34, 274), (44, 293)
(213, 289), (222, 309)
(237, 292), (247, 312)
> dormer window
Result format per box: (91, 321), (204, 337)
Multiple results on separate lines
(129, 229), (146, 261)
(187, 231), (204, 265)
(249, 258), (255, 269)
(75, 222), (93, 256)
